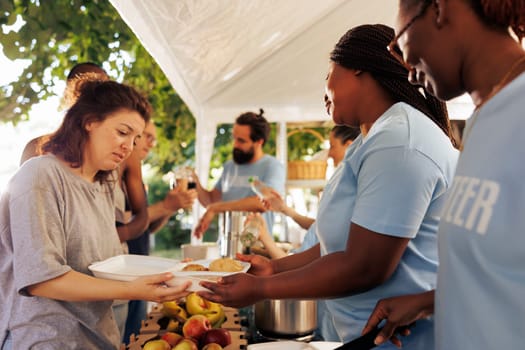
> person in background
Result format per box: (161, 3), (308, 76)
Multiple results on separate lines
(193, 109), (285, 238)
(262, 125), (360, 234)
(0, 80), (190, 350)
(123, 120), (197, 342)
(199, 24), (458, 349)
(362, 1), (525, 349)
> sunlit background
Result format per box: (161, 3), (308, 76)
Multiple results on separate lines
(0, 48), (66, 194)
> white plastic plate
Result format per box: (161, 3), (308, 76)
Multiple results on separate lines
(247, 341), (342, 350)
(166, 258), (250, 292)
(88, 254), (182, 281)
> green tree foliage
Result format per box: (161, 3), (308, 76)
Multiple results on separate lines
(0, 0), (329, 250)
(0, 0), (195, 250)
(0, 0), (195, 172)
(286, 127), (327, 161)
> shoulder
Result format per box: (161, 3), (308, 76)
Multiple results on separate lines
(10, 155), (64, 196)
(20, 134), (50, 165)
(260, 155), (284, 167)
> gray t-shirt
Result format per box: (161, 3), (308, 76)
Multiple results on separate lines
(0, 154), (123, 349)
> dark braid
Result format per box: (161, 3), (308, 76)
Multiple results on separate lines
(330, 24), (457, 147)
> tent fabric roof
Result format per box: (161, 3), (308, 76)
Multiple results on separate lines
(110, 0), (473, 122)
(111, 0), (400, 123)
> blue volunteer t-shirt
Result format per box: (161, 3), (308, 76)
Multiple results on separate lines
(316, 102), (458, 347)
(436, 73), (525, 350)
(215, 154), (285, 231)
(293, 223), (340, 342)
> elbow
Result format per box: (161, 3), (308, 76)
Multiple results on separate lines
(348, 267), (394, 295)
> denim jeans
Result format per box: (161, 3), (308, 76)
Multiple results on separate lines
(1, 332), (11, 350)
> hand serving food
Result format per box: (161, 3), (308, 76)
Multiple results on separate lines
(198, 271), (265, 308)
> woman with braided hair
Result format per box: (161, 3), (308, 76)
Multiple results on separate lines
(198, 24), (458, 347)
(363, 0), (525, 348)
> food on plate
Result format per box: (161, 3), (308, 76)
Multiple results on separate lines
(208, 257), (243, 272)
(201, 342), (223, 350)
(182, 263), (209, 271)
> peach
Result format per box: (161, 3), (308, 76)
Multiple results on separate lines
(142, 339), (171, 350)
(160, 331), (183, 347)
(172, 338), (198, 350)
(182, 314), (212, 341)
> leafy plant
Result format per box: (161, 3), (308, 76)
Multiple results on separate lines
(287, 127), (328, 161)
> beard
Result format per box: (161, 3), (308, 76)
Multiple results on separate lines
(233, 147), (255, 164)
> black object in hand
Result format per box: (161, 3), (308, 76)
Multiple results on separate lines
(188, 182), (196, 189)
(334, 323), (415, 350)
(334, 327), (382, 350)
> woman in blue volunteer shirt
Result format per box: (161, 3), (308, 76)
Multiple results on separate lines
(199, 24), (459, 348)
(362, 1), (525, 349)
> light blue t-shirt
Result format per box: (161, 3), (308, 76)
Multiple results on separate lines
(215, 154), (285, 231)
(316, 102), (458, 347)
(436, 73), (525, 350)
(292, 224), (339, 342)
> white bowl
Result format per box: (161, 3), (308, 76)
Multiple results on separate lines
(181, 242), (220, 260)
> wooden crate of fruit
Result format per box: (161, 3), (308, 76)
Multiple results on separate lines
(124, 293), (246, 350)
(126, 330), (246, 350)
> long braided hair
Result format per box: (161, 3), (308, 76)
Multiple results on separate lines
(330, 24), (457, 147)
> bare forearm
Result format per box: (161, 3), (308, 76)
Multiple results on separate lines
(149, 215), (171, 234)
(26, 270), (134, 301)
(209, 196), (265, 213)
(282, 207), (314, 230)
(271, 244), (320, 273)
(264, 251), (386, 299)
(148, 201), (173, 222)
(197, 185), (221, 207)
(259, 235), (287, 259)
(416, 290), (435, 315)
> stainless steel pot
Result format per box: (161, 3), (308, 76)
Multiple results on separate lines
(254, 299), (317, 337)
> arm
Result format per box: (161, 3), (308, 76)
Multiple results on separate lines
(26, 270), (190, 303)
(117, 154), (149, 242)
(262, 223), (409, 298)
(264, 189), (314, 230)
(247, 213), (287, 259)
(193, 170), (222, 207)
(194, 196), (267, 238)
(147, 188), (197, 233)
(281, 206), (315, 230)
(148, 215), (171, 234)
(200, 223), (409, 307)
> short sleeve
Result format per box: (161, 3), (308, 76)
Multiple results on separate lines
(261, 159), (286, 195)
(10, 184), (71, 295)
(213, 165), (226, 192)
(351, 147), (440, 238)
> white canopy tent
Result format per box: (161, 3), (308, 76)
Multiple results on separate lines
(109, 0), (473, 238)
(110, 0), (472, 174)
